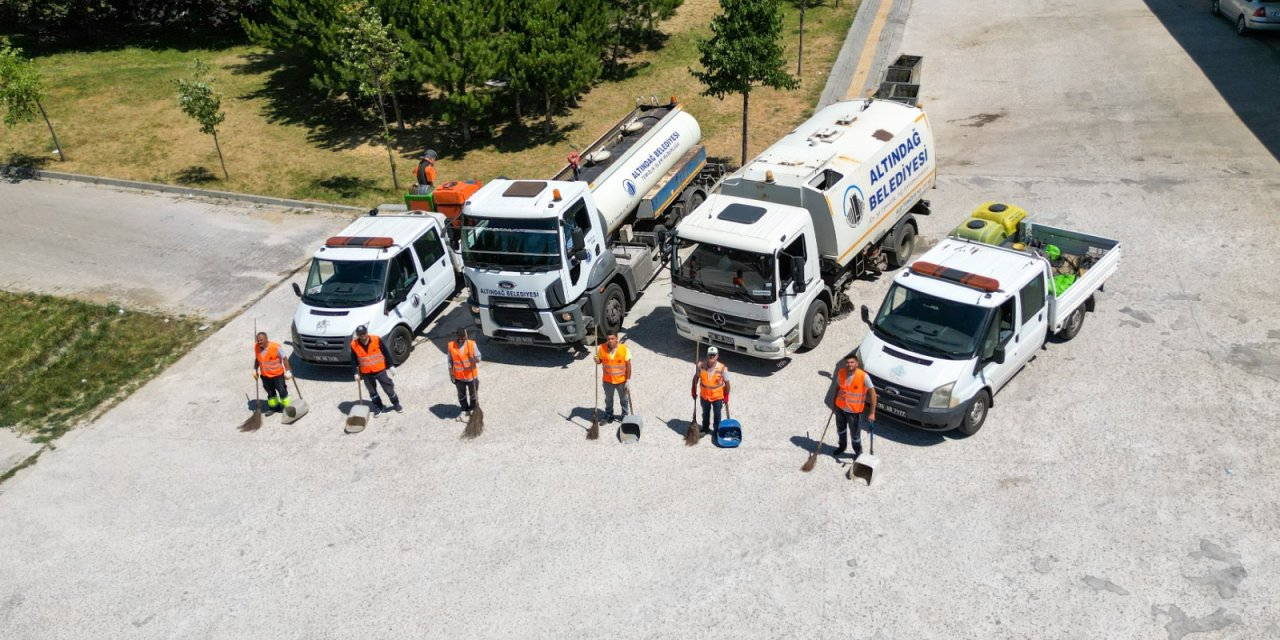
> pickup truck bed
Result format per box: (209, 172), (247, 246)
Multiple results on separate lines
(1006, 223), (1122, 333)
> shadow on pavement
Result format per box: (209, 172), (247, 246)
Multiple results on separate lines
(1143, 0), (1280, 162)
(429, 403), (463, 420)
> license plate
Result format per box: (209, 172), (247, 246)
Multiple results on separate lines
(315, 355), (341, 363)
(707, 332), (735, 347)
(507, 336), (537, 344)
(877, 403), (907, 418)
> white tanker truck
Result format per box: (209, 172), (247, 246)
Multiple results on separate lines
(462, 99), (723, 345)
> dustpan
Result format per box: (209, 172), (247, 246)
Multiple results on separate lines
(849, 420), (880, 485)
(714, 418), (742, 448)
(617, 388), (640, 443)
(345, 379), (369, 433)
(281, 378), (309, 425)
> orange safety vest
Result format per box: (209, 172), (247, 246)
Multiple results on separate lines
(598, 343), (629, 384)
(699, 362), (727, 402)
(416, 160), (436, 186)
(255, 341), (286, 378)
(835, 367), (869, 413)
(351, 336), (387, 374)
(449, 340), (479, 381)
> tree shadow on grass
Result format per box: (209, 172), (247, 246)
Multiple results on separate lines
(6, 27), (247, 57)
(313, 175), (379, 199)
(174, 166), (218, 185)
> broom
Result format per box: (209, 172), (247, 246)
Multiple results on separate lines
(684, 340), (701, 446)
(462, 353), (484, 438)
(800, 409), (836, 472)
(587, 326), (600, 440)
(240, 319), (263, 432)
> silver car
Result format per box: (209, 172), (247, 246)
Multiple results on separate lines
(1213, 0), (1280, 35)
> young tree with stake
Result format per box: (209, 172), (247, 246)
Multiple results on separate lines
(339, 1), (407, 191)
(0, 38), (65, 161)
(692, 0), (798, 165)
(174, 59), (228, 180)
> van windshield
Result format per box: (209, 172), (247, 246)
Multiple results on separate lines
(461, 215), (562, 271)
(303, 259), (387, 308)
(672, 239), (775, 303)
(872, 283), (992, 359)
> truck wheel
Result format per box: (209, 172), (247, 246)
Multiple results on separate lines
(957, 390), (990, 436)
(887, 225), (915, 269)
(801, 299), (829, 350)
(1055, 307), (1085, 341)
(601, 284), (627, 336)
(387, 325), (414, 366)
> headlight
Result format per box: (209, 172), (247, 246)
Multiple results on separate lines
(561, 312), (573, 321)
(755, 324), (770, 336)
(469, 305), (481, 314)
(672, 302), (688, 316)
(927, 381), (958, 409)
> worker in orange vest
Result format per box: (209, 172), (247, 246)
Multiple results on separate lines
(413, 149), (438, 195)
(350, 325), (401, 414)
(834, 353), (877, 458)
(690, 346), (731, 434)
(594, 331), (631, 422)
(448, 327), (481, 420)
(252, 332), (293, 414)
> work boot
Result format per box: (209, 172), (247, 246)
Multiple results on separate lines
(392, 403), (403, 413)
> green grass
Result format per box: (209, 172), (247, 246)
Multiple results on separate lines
(0, 292), (203, 443)
(0, 0), (857, 205)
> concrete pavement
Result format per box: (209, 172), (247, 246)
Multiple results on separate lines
(0, 178), (353, 321)
(2, 0), (1280, 638)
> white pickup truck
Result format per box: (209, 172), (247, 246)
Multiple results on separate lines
(856, 209), (1121, 435)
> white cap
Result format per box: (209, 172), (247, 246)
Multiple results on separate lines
(706, 346), (719, 356)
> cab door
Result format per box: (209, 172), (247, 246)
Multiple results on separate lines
(385, 247), (424, 328)
(1011, 272), (1049, 364)
(977, 297), (1019, 392)
(411, 223), (456, 317)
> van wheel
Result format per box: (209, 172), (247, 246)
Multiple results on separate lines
(957, 390), (990, 436)
(801, 300), (829, 350)
(601, 284), (627, 336)
(1055, 307), (1085, 341)
(1237, 15), (1248, 35)
(387, 325), (414, 365)
(887, 225), (916, 269)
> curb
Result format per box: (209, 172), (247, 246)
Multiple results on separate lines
(0, 164), (367, 213)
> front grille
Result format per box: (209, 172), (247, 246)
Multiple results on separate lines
(492, 306), (541, 329)
(298, 334), (347, 353)
(869, 374), (924, 408)
(684, 304), (759, 337)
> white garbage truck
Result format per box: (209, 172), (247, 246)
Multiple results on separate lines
(668, 97), (935, 358)
(462, 99), (723, 345)
(290, 210), (461, 366)
(855, 202), (1122, 435)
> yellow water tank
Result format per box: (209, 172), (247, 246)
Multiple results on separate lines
(950, 217), (1008, 245)
(972, 201), (1027, 235)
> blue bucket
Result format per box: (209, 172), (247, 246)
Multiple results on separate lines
(714, 418), (742, 448)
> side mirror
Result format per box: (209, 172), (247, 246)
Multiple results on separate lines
(860, 305), (872, 327)
(992, 346), (1006, 365)
(571, 228), (586, 251)
(292, 282), (302, 298)
(573, 249), (589, 263)
(385, 297), (398, 313)
(791, 256), (807, 293)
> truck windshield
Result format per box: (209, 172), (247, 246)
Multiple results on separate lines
(461, 215), (562, 271)
(303, 259), (387, 309)
(672, 239), (775, 303)
(872, 283), (991, 360)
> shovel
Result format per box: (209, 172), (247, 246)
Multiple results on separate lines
(281, 376), (309, 425)
(849, 420), (881, 486)
(345, 377), (369, 433)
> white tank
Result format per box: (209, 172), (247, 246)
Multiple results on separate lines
(590, 109), (701, 233)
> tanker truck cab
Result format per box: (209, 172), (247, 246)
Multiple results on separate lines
(858, 227), (1121, 436)
(461, 180), (615, 344)
(670, 98), (936, 358)
(290, 212), (459, 366)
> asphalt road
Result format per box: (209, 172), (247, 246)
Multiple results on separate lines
(0, 178), (352, 321)
(2, 0), (1279, 638)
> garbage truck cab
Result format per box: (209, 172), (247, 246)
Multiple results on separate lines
(290, 211), (461, 366)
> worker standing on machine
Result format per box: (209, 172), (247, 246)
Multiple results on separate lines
(413, 149), (438, 195)
(834, 353), (876, 458)
(691, 346), (730, 434)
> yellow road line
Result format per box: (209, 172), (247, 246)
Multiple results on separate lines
(846, 0), (896, 99)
